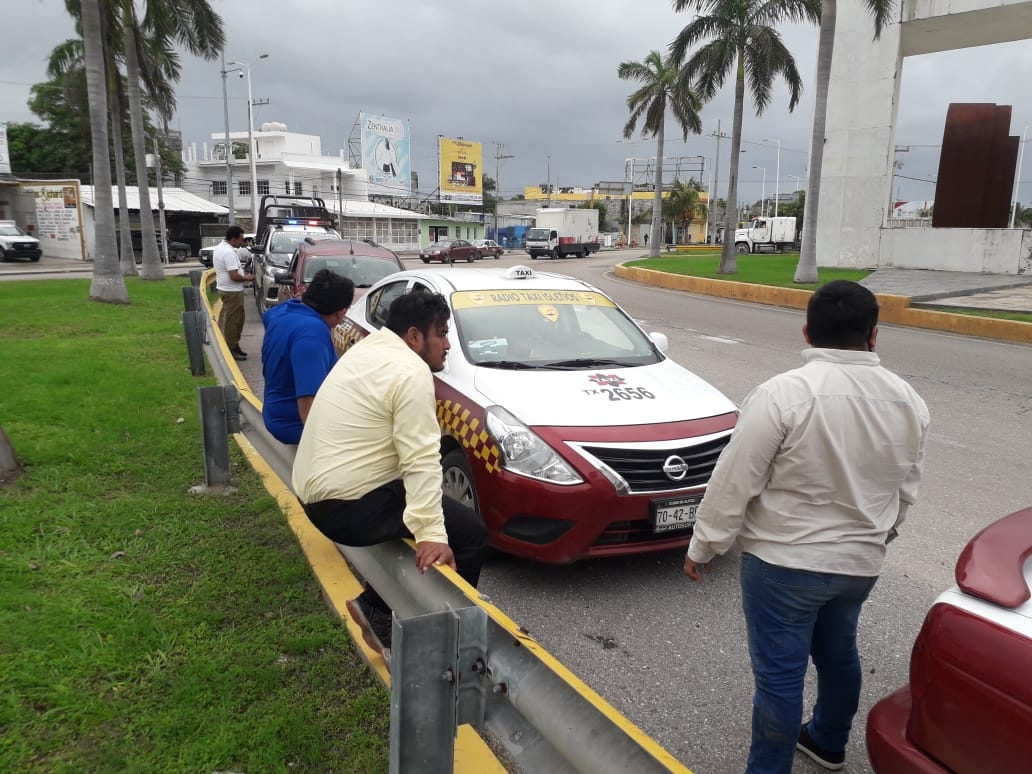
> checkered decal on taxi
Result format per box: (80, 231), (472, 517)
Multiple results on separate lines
(437, 399), (501, 474)
(332, 320), (366, 357)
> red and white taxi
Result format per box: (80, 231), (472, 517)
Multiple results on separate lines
(866, 505), (1032, 772)
(338, 265), (738, 563)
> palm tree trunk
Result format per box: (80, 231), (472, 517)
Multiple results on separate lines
(718, 51), (747, 274)
(796, 0), (836, 283)
(110, 86), (136, 276)
(123, 19), (164, 281)
(650, 121), (665, 258)
(83, 0), (128, 304)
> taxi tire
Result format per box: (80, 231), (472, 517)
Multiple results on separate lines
(442, 449), (478, 513)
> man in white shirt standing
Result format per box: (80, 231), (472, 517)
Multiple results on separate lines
(292, 291), (487, 665)
(683, 280), (929, 774)
(212, 225), (255, 361)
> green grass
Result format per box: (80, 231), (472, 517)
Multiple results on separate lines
(625, 251), (871, 289)
(0, 278), (388, 773)
(626, 252), (1032, 323)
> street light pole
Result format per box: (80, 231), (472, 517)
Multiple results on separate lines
(1009, 123), (1031, 228)
(625, 157), (633, 245)
(228, 54), (268, 229)
(494, 143), (514, 243)
(763, 137), (781, 217)
(220, 51), (236, 225)
(752, 165), (766, 218)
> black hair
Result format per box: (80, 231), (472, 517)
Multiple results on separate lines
(385, 291), (450, 338)
(806, 280), (879, 349)
(302, 269), (355, 315)
(225, 225), (245, 240)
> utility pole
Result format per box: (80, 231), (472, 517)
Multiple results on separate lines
(220, 52), (236, 225)
(154, 136), (168, 264)
(493, 143), (514, 242)
(708, 121), (729, 243)
(546, 155), (551, 207)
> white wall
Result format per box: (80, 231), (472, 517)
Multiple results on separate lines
(878, 227), (1032, 273)
(818, 0), (1032, 274)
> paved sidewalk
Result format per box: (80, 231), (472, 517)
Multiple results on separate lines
(0, 254), (202, 277)
(860, 267), (1032, 313)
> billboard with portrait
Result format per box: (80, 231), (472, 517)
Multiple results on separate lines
(359, 113), (411, 197)
(438, 137), (483, 205)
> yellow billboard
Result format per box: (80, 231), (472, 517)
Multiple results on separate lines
(438, 137), (483, 205)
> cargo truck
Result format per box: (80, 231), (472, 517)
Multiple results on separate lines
(733, 216), (797, 254)
(525, 207), (600, 259)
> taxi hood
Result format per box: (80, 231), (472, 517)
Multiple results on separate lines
(469, 360), (735, 426)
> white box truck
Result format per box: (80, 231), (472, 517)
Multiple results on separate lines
(733, 216), (797, 254)
(525, 207), (600, 259)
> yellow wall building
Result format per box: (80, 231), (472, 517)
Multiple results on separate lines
(521, 185), (710, 245)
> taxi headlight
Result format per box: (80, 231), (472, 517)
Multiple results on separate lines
(485, 406), (582, 485)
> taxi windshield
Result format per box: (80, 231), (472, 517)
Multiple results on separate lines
(451, 289), (662, 369)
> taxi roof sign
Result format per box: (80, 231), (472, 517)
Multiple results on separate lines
(504, 265), (536, 280)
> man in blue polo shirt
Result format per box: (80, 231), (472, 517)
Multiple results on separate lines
(261, 269), (355, 445)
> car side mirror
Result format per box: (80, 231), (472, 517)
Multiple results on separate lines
(274, 272), (294, 286)
(648, 331), (669, 353)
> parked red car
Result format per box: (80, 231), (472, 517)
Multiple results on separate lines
(473, 239), (504, 259)
(866, 505), (1032, 773)
(419, 239), (480, 263)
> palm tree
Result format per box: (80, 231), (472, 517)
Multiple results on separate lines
(671, 0), (820, 274)
(795, 0), (894, 283)
(117, 0), (225, 280)
(82, 0), (129, 304)
(666, 178), (708, 243)
(60, 0), (224, 281)
(618, 50), (704, 258)
(47, 36), (137, 277)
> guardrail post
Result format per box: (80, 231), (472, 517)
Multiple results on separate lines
(183, 285), (201, 312)
(182, 309), (207, 376)
(197, 384), (240, 488)
(189, 268), (203, 288)
(390, 606), (488, 774)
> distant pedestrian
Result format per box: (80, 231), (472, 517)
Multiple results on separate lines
(292, 291), (487, 665)
(212, 225), (254, 361)
(643, 231), (649, 246)
(683, 280), (929, 773)
(261, 269), (355, 445)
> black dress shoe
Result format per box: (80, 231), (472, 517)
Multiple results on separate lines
(230, 345), (248, 357)
(231, 350), (247, 362)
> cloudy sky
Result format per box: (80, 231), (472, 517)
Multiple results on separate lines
(4, 0), (1032, 206)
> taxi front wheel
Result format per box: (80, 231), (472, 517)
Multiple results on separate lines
(442, 449), (479, 512)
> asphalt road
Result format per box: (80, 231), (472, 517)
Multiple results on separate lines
(236, 250), (1032, 773)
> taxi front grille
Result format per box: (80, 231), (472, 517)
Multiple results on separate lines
(595, 518), (685, 546)
(580, 435), (730, 493)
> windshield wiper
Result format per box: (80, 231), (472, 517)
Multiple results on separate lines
(540, 358), (635, 369)
(475, 360), (543, 370)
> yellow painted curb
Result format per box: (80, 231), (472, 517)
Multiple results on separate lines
(614, 265), (1032, 345)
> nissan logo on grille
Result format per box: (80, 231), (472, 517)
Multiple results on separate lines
(662, 455), (688, 481)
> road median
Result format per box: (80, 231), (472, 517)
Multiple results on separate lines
(614, 264), (1032, 345)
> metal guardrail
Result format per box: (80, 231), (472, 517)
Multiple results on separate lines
(190, 269), (692, 774)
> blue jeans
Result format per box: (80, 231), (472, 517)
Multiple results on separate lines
(739, 553), (877, 774)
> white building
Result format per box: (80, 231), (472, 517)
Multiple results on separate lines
(182, 122), (426, 250)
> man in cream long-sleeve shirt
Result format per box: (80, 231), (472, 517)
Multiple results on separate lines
(683, 281), (929, 774)
(293, 292), (486, 661)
